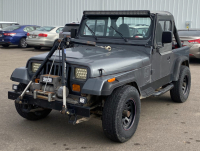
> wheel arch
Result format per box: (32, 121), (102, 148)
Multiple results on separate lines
(101, 79), (141, 96)
(172, 56), (189, 81)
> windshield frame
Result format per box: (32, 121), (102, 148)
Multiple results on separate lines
(78, 15), (153, 43)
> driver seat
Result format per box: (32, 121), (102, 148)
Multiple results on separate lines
(115, 24), (130, 37)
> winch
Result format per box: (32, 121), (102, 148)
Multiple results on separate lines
(31, 74), (69, 102)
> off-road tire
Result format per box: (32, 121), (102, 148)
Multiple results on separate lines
(170, 65), (191, 103)
(15, 102), (52, 120)
(18, 38), (28, 48)
(2, 44), (9, 47)
(102, 85), (141, 143)
(34, 46), (42, 50)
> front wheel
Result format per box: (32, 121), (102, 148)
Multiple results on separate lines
(102, 85), (141, 143)
(18, 38), (28, 48)
(15, 102), (52, 120)
(170, 65), (191, 103)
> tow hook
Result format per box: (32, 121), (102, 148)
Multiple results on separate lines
(68, 114), (77, 125)
(60, 106), (77, 125)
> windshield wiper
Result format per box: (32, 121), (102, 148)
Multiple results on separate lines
(111, 26), (128, 42)
(85, 23), (97, 41)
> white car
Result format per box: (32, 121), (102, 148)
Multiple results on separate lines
(26, 26), (63, 49)
(0, 21), (19, 30)
(129, 24), (149, 38)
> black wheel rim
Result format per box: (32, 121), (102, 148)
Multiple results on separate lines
(21, 39), (27, 47)
(182, 75), (188, 95)
(122, 99), (136, 130)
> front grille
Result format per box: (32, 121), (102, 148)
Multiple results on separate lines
(41, 62), (62, 76)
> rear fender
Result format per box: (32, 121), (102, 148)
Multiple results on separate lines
(172, 56), (189, 81)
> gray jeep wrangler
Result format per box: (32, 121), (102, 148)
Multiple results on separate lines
(8, 10), (191, 143)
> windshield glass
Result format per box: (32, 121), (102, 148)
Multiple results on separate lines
(2, 25), (21, 31)
(36, 26), (55, 31)
(80, 16), (152, 40)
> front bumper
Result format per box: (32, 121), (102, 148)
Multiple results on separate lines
(8, 91), (90, 117)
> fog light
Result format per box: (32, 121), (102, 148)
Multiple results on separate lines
(79, 97), (87, 104)
(12, 84), (18, 90)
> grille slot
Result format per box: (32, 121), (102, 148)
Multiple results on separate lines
(40, 62), (62, 76)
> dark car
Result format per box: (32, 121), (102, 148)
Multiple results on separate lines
(0, 25), (40, 48)
(8, 10), (191, 143)
(178, 29), (200, 58)
(59, 22), (79, 38)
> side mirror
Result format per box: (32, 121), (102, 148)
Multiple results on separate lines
(71, 29), (77, 38)
(162, 31), (172, 43)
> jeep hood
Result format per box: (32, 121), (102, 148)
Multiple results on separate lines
(30, 46), (150, 77)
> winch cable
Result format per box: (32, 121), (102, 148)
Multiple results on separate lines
(43, 40), (62, 92)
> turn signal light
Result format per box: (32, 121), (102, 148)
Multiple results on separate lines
(72, 84), (80, 92)
(35, 78), (40, 83)
(107, 78), (116, 83)
(38, 33), (48, 37)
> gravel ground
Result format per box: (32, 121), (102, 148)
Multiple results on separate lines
(0, 46), (200, 151)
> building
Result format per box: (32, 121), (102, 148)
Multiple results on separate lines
(0, 0), (199, 29)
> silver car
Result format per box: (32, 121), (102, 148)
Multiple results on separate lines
(178, 29), (200, 58)
(26, 26), (63, 49)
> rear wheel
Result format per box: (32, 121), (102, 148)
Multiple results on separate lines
(102, 85), (141, 143)
(170, 65), (191, 103)
(18, 38), (28, 48)
(34, 46), (42, 50)
(15, 102), (52, 120)
(2, 44), (9, 47)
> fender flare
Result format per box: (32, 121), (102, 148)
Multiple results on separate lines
(172, 56), (189, 81)
(10, 67), (30, 84)
(82, 74), (141, 96)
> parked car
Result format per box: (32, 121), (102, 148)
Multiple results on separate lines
(0, 25), (40, 48)
(26, 26), (63, 49)
(59, 22), (79, 38)
(9, 10), (191, 143)
(129, 24), (149, 38)
(0, 21), (19, 30)
(178, 29), (200, 58)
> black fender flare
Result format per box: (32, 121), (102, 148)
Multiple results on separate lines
(172, 56), (189, 81)
(81, 74), (141, 96)
(101, 76), (141, 96)
(10, 67), (30, 84)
